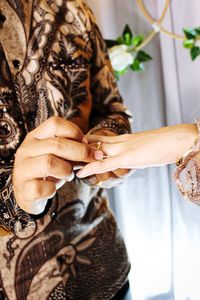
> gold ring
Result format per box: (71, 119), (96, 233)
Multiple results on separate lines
(95, 141), (110, 159)
(96, 141), (102, 151)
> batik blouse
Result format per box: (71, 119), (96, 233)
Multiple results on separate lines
(0, 0), (131, 299)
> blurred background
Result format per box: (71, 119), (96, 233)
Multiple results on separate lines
(86, 1), (200, 299)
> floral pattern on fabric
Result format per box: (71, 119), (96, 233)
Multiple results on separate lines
(0, 1), (131, 299)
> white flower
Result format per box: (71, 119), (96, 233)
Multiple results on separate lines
(195, 39), (200, 47)
(108, 45), (134, 72)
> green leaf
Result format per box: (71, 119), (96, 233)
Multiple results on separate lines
(124, 33), (132, 45)
(118, 68), (128, 75)
(136, 50), (152, 62)
(114, 71), (120, 80)
(105, 39), (120, 48)
(122, 24), (133, 39)
(116, 36), (124, 45)
(183, 39), (194, 49)
(114, 68), (128, 80)
(131, 35), (144, 47)
(191, 46), (200, 60)
(195, 27), (200, 35)
(183, 28), (197, 39)
(130, 60), (144, 71)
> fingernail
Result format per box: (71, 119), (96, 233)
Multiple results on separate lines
(76, 170), (87, 178)
(55, 179), (66, 190)
(82, 137), (88, 144)
(94, 151), (103, 160)
(64, 172), (75, 182)
(73, 165), (83, 171)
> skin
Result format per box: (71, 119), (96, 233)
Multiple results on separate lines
(13, 116), (128, 215)
(13, 116), (103, 214)
(77, 124), (198, 178)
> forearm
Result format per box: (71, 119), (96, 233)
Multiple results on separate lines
(131, 124), (198, 167)
(77, 123), (199, 177)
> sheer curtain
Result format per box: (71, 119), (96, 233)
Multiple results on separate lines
(86, 1), (200, 299)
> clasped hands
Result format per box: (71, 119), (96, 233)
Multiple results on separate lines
(13, 117), (129, 215)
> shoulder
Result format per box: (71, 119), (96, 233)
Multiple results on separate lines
(64, 0), (97, 32)
(37, 0), (97, 32)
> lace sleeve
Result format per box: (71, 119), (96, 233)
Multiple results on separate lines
(174, 121), (200, 205)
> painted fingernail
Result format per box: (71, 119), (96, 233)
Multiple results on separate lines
(82, 137), (88, 144)
(94, 151), (103, 160)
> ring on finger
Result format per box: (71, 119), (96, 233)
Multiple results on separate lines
(96, 141), (102, 151)
(96, 141), (109, 159)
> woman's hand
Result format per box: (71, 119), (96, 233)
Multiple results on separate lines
(77, 124), (198, 178)
(77, 134), (142, 178)
(13, 116), (103, 215)
(83, 130), (130, 186)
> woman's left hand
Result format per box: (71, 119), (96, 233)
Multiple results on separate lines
(77, 124), (199, 178)
(80, 131), (131, 185)
(77, 133), (135, 179)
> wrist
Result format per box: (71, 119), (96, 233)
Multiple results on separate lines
(132, 124), (199, 168)
(160, 124), (198, 165)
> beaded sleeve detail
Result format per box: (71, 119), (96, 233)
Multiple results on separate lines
(174, 121), (200, 205)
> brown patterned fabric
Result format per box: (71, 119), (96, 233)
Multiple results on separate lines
(0, 1), (131, 299)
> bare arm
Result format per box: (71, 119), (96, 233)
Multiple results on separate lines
(77, 124), (198, 177)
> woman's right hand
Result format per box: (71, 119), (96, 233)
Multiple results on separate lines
(13, 116), (103, 215)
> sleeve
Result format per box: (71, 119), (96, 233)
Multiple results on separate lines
(0, 168), (35, 234)
(80, 4), (134, 188)
(87, 9), (132, 135)
(0, 46), (34, 234)
(174, 121), (200, 205)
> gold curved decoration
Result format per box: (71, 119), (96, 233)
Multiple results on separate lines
(136, 0), (185, 42)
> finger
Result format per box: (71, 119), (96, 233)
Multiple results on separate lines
(72, 163), (85, 171)
(17, 179), (56, 214)
(101, 142), (127, 157)
(55, 179), (69, 189)
(112, 168), (130, 177)
(15, 155), (74, 181)
(88, 139), (130, 158)
(46, 177), (72, 189)
(23, 179), (56, 201)
(20, 137), (103, 162)
(77, 155), (126, 178)
(89, 141), (126, 158)
(86, 134), (131, 144)
(96, 172), (118, 182)
(27, 116), (86, 142)
(85, 172), (118, 185)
